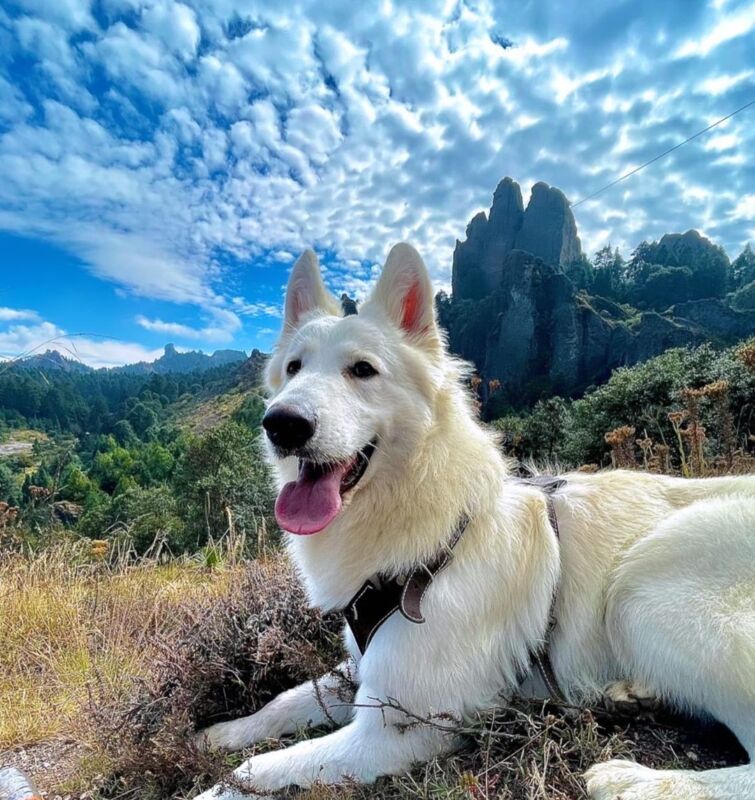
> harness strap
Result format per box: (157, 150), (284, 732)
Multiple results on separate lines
(344, 514), (469, 654)
(517, 476), (566, 703)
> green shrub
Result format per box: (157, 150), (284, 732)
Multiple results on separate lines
(0, 462), (21, 505)
(174, 421), (275, 548)
(731, 280), (755, 310)
(490, 340), (755, 467)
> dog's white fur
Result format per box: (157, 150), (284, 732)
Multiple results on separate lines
(197, 244), (755, 799)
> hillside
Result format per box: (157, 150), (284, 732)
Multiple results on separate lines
(442, 177), (755, 408)
(0, 349), (266, 437)
(0, 345), (272, 562)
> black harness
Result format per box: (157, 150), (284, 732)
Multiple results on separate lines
(343, 514), (470, 654)
(343, 476), (566, 700)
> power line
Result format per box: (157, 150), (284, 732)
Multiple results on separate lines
(570, 95), (755, 208)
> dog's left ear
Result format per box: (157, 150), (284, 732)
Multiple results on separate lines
(364, 243), (440, 352)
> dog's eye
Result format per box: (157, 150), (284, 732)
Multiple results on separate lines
(286, 359), (301, 377)
(349, 360), (378, 379)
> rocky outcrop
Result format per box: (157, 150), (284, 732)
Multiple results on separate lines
(452, 178), (581, 300)
(670, 299), (755, 341)
(53, 500), (83, 524)
(446, 250), (705, 405)
(238, 348), (268, 388)
(443, 177), (755, 408)
(654, 230), (727, 271)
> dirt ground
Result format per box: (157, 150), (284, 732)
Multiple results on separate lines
(1, 705), (747, 800)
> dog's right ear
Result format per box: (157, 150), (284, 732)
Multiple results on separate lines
(284, 249), (341, 330)
(363, 243), (441, 354)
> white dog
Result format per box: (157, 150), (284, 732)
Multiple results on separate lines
(197, 244), (755, 799)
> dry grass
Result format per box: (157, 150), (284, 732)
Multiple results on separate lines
(87, 555), (343, 800)
(0, 541), (235, 751)
(334, 703), (745, 800)
(0, 428), (49, 444)
(0, 546), (343, 799)
(171, 390), (248, 435)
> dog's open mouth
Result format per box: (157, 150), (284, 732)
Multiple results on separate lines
(275, 441), (376, 536)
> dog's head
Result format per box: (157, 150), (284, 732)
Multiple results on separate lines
(264, 243), (445, 535)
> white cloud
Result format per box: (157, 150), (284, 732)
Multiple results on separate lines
(0, 75), (33, 124)
(675, 5), (755, 57)
(0, 307), (39, 322)
(81, 22), (184, 105)
(16, 0), (95, 32)
(286, 104), (343, 165)
(0, 319), (163, 368)
(141, 2), (200, 61)
(704, 132), (739, 152)
(135, 316), (201, 339)
(136, 306), (242, 343)
(731, 194), (755, 219)
(699, 70), (753, 95)
(230, 298), (282, 318)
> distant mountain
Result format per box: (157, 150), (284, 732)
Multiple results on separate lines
(10, 344), (248, 375)
(13, 349), (93, 373)
(114, 344), (247, 375)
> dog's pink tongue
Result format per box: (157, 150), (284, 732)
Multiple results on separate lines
(275, 461), (349, 535)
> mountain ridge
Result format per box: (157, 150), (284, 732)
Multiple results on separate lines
(11, 344), (248, 375)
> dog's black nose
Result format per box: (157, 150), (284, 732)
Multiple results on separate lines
(263, 406), (316, 451)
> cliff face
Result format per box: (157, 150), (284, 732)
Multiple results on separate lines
(444, 177), (752, 408)
(515, 181), (582, 267)
(452, 178), (581, 300)
(670, 299), (755, 340)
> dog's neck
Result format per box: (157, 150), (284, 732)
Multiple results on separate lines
(285, 382), (511, 611)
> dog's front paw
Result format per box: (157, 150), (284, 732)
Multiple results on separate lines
(603, 680), (659, 716)
(192, 754), (282, 800)
(193, 785), (276, 800)
(585, 760), (703, 800)
(585, 760), (655, 799)
(194, 717), (256, 753)
(232, 750), (294, 792)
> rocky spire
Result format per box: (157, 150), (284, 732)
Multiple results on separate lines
(488, 176), (525, 247)
(451, 178), (582, 301)
(514, 182), (581, 266)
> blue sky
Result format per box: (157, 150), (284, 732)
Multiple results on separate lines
(0, 0), (754, 367)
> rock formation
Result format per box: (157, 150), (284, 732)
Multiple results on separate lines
(452, 178), (581, 300)
(443, 177), (754, 408)
(515, 181), (582, 267)
(114, 344), (247, 375)
(670, 299), (755, 341)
